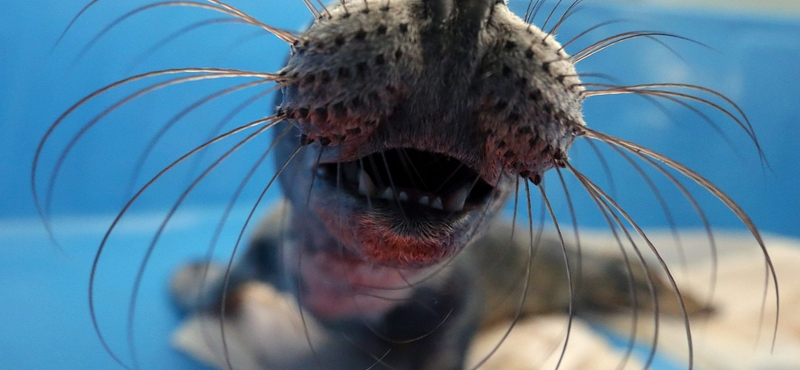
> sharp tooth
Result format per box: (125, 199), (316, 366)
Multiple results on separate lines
(418, 196), (430, 206)
(431, 197), (444, 210)
(444, 184), (471, 212)
(380, 188), (394, 200)
(398, 191), (408, 202)
(358, 169), (377, 197)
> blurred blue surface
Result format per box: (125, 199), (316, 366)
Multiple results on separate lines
(1, 1), (799, 369)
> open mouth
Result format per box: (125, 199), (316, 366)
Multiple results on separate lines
(317, 149), (494, 214)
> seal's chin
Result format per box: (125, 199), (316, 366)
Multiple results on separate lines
(309, 148), (499, 268)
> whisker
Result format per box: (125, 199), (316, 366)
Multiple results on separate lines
(567, 161), (694, 368)
(87, 114), (279, 369)
(537, 182), (575, 370)
(605, 142), (722, 323)
(127, 80), (273, 196)
(195, 123), (295, 314)
(558, 19), (631, 52)
(572, 31), (709, 64)
(125, 118), (285, 370)
(540, 0), (565, 33)
(181, 86), (280, 189)
(527, 0), (546, 25)
(43, 72), (277, 220)
(52, 0), (103, 50)
(584, 139), (617, 198)
(218, 143), (304, 369)
(467, 179), (535, 370)
(294, 232), (327, 370)
(566, 164), (661, 368)
(300, 0), (322, 19)
(547, 0), (584, 36)
(380, 151), (406, 219)
(614, 145), (689, 277)
(582, 83), (762, 155)
(129, 17), (252, 69)
(31, 68), (278, 243)
(71, 1), (293, 66)
(554, 168), (582, 287)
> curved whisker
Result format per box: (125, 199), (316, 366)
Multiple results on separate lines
(537, 182), (575, 370)
(53, 0), (103, 50)
(607, 142), (720, 309)
(547, 0), (585, 36)
(31, 68), (277, 242)
(558, 19), (631, 52)
(88, 114), (280, 369)
(583, 83), (761, 152)
(467, 180), (535, 370)
(71, 1), (286, 66)
(566, 163), (663, 368)
(612, 144), (689, 276)
(125, 119), (286, 370)
(586, 128), (780, 350)
(127, 80), (274, 196)
(129, 17), (253, 69)
(572, 31), (710, 64)
(218, 143), (304, 369)
(540, 0), (566, 33)
(43, 71), (278, 221)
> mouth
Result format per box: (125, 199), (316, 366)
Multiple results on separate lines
(316, 148), (495, 215)
(300, 147), (501, 268)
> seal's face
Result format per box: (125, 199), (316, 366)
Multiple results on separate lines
(275, 0), (585, 282)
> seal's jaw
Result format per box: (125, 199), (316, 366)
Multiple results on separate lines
(306, 147), (509, 268)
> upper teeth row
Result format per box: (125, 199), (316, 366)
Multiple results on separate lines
(357, 169), (471, 212)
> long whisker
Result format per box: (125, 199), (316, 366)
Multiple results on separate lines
(192, 128), (294, 367)
(31, 68), (279, 225)
(467, 179), (535, 370)
(582, 83), (762, 153)
(125, 117), (282, 369)
(537, 182), (575, 370)
(572, 32), (709, 64)
(610, 144), (720, 310)
(206, 0), (298, 42)
(583, 127), (779, 346)
(558, 19), (630, 52)
(547, 0), (584, 36)
(129, 17), (252, 69)
(218, 143), (304, 369)
(614, 146), (689, 276)
(127, 80), (273, 196)
(43, 72), (277, 221)
(554, 168), (582, 286)
(71, 1), (293, 66)
(181, 86), (280, 189)
(87, 114), (279, 369)
(300, 0), (322, 19)
(52, 0), (103, 50)
(566, 164), (661, 368)
(567, 161), (694, 368)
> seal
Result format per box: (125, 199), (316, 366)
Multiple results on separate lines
(33, 0), (779, 369)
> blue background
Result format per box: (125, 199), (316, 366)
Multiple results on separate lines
(1, 1), (798, 369)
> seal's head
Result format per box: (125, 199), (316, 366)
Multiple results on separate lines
(275, 0), (584, 273)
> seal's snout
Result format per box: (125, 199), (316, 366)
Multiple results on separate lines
(274, 0), (588, 268)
